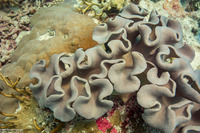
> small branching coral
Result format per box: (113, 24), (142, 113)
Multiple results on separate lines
(0, 73), (31, 103)
(74, 0), (129, 20)
(0, 0), (21, 7)
(0, 73), (32, 129)
(0, 72), (68, 132)
(185, 0), (200, 12)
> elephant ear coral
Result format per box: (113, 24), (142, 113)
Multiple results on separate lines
(29, 2), (200, 133)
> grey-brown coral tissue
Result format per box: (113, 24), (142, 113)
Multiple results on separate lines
(29, 3), (200, 133)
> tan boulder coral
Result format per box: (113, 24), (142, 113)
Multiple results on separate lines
(0, 1), (97, 114)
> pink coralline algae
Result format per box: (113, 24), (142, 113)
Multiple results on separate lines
(96, 117), (112, 132)
(29, 2), (200, 133)
(96, 117), (118, 133)
(110, 127), (118, 133)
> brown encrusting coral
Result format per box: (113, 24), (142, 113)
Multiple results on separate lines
(29, 2), (200, 133)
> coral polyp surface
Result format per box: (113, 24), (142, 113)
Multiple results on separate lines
(30, 3), (200, 133)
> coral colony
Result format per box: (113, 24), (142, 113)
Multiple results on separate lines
(29, 3), (200, 133)
(75, 0), (128, 20)
(0, 0), (200, 133)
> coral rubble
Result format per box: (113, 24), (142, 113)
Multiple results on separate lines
(29, 2), (200, 133)
(0, 1), (36, 69)
(163, 0), (189, 18)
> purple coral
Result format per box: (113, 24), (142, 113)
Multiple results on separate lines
(29, 3), (200, 132)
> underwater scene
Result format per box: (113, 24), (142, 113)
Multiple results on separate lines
(0, 0), (200, 132)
